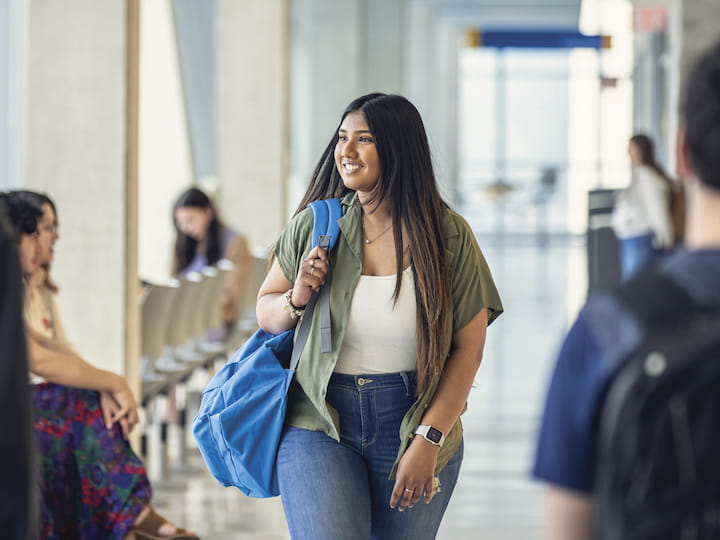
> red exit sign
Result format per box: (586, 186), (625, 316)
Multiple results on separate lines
(633, 4), (667, 32)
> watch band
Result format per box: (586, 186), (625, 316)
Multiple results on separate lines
(414, 425), (445, 447)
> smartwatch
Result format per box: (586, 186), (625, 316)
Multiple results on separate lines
(414, 425), (445, 447)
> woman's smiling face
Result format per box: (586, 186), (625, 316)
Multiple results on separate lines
(334, 111), (381, 195)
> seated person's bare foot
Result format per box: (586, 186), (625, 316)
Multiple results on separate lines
(128, 505), (199, 539)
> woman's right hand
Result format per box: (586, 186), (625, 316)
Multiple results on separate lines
(107, 377), (140, 438)
(291, 245), (329, 308)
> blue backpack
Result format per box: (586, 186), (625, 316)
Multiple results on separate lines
(192, 199), (342, 498)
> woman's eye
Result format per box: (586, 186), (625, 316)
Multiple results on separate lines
(359, 136), (374, 143)
(338, 134), (347, 141)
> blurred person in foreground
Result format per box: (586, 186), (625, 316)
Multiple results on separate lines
(533, 41), (720, 539)
(0, 202), (37, 539)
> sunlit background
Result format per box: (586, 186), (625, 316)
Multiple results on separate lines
(0, 0), (714, 538)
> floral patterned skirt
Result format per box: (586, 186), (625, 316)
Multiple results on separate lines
(33, 382), (152, 540)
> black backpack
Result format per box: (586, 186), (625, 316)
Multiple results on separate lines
(588, 270), (720, 540)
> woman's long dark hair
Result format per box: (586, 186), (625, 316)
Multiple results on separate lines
(0, 204), (37, 539)
(172, 188), (223, 275)
(296, 93), (452, 393)
(630, 134), (671, 180)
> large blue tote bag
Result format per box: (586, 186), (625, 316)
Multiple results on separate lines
(192, 199), (342, 498)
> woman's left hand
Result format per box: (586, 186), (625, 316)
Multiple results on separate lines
(389, 436), (441, 511)
(99, 390), (131, 438)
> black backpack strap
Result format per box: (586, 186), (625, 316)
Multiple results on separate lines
(585, 269), (701, 372)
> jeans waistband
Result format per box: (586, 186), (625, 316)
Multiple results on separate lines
(329, 371), (416, 394)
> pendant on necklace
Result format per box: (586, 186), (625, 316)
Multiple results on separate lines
(363, 222), (393, 244)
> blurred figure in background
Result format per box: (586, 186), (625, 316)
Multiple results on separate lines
(2, 191), (198, 540)
(611, 133), (676, 280)
(533, 42), (720, 540)
(0, 201), (37, 540)
(172, 187), (250, 340)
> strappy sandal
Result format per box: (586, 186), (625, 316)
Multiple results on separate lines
(129, 508), (200, 540)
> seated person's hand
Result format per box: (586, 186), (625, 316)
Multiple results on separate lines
(103, 381), (139, 439)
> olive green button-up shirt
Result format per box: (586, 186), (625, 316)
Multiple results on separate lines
(275, 192), (503, 477)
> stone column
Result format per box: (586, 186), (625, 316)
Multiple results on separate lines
(137, 0), (194, 282)
(403, 5), (460, 203)
(23, 0), (140, 383)
(0, 0), (26, 189)
(430, 20), (461, 204)
(365, 0), (404, 94)
(403, 3), (435, 119)
(217, 0), (291, 250)
(288, 0), (364, 211)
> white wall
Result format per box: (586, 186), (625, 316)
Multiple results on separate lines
(138, 0), (194, 283)
(24, 0), (132, 374)
(217, 0), (290, 249)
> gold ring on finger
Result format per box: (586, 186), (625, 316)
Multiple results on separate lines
(310, 259), (315, 268)
(310, 267), (315, 276)
(404, 488), (415, 494)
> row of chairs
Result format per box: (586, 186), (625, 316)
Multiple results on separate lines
(138, 255), (269, 482)
(140, 263), (230, 401)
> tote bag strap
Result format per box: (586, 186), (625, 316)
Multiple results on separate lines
(289, 198), (342, 371)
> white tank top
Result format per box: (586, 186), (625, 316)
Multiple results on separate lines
(334, 266), (417, 375)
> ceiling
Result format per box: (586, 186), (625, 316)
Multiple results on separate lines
(410, 0), (583, 30)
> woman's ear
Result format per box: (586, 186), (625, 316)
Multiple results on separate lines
(676, 124), (695, 183)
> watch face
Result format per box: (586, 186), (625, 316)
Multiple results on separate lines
(426, 427), (443, 444)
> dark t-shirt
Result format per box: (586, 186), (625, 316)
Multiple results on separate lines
(533, 248), (720, 493)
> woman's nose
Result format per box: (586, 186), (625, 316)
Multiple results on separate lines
(341, 140), (357, 157)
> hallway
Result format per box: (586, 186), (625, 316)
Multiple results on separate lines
(152, 236), (587, 540)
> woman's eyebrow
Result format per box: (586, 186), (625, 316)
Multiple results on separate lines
(338, 128), (373, 134)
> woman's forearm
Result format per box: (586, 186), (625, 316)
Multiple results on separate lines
(26, 333), (124, 393)
(419, 309), (488, 435)
(256, 292), (299, 335)
(419, 346), (483, 435)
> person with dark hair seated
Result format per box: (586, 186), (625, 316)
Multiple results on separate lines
(172, 187), (250, 339)
(1, 191), (199, 540)
(0, 202), (37, 540)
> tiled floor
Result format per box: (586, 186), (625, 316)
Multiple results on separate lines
(152, 235), (587, 540)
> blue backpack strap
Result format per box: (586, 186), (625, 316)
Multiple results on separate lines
(306, 199), (341, 353)
(308, 198), (341, 250)
(323, 198), (342, 250)
(309, 201), (328, 249)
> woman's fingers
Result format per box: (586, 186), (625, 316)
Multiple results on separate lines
(390, 478), (424, 511)
(99, 391), (118, 429)
(293, 248), (330, 305)
(307, 245), (329, 262)
(118, 416), (130, 440)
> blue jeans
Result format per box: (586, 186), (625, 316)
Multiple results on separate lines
(620, 234), (657, 281)
(276, 372), (463, 540)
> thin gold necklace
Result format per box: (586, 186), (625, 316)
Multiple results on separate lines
(363, 222), (393, 244)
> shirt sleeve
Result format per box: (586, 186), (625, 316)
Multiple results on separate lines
(448, 212), (503, 331)
(532, 312), (607, 493)
(274, 208), (315, 284)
